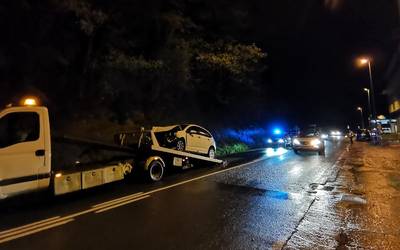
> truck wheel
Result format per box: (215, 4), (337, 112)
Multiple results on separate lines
(148, 161), (164, 181)
(318, 149), (325, 156)
(208, 147), (215, 159)
(176, 139), (185, 151)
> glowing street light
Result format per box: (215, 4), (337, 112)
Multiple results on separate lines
(357, 106), (365, 129)
(358, 57), (376, 122)
(359, 58), (369, 65)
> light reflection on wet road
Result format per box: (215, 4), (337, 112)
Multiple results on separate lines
(0, 140), (346, 250)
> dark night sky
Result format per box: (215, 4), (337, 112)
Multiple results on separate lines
(1, 0), (398, 130)
(241, 0), (398, 128)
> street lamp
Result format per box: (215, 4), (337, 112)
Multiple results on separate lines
(357, 107), (365, 129)
(363, 88), (371, 122)
(358, 58), (377, 122)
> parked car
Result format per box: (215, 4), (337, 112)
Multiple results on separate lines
(356, 129), (371, 141)
(292, 129), (325, 155)
(329, 130), (342, 140)
(266, 134), (291, 148)
(152, 124), (217, 158)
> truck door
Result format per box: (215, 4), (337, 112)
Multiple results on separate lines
(0, 109), (46, 198)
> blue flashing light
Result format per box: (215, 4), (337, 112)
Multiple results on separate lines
(273, 128), (282, 135)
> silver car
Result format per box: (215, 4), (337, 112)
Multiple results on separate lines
(292, 129), (325, 155)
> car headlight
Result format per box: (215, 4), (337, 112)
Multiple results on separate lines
(267, 138), (273, 143)
(293, 139), (300, 145)
(311, 139), (321, 147)
(278, 139), (284, 143)
(321, 134), (328, 139)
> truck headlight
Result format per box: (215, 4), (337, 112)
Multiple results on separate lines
(293, 139), (300, 145)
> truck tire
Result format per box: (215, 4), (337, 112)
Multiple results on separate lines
(208, 147), (215, 159)
(318, 148), (325, 156)
(148, 161), (164, 181)
(176, 139), (185, 151)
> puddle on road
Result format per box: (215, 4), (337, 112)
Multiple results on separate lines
(216, 182), (290, 200)
(265, 190), (289, 200)
(320, 185), (335, 191)
(388, 175), (400, 190)
(340, 194), (367, 205)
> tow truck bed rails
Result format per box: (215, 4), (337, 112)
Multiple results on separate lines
(150, 145), (222, 164)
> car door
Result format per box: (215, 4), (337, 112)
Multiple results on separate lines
(196, 128), (213, 154)
(0, 110), (45, 199)
(185, 126), (202, 153)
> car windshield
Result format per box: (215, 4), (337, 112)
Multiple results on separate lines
(299, 129), (317, 137)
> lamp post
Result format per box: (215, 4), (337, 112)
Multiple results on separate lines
(363, 88), (371, 123)
(357, 107), (365, 129)
(359, 58), (377, 123)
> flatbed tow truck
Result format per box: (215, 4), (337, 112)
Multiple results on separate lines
(0, 99), (223, 200)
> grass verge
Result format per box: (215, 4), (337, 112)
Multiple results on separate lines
(216, 143), (249, 157)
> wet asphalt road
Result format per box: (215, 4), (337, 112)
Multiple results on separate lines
(0, 140), (346, 250)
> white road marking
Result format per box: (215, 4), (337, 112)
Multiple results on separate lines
(141, 156), (266, 197)
(0, 219), (74, 244)
(0, 194), (150, 244)
(0, 217), (75, 240)
(0, 216), (61, 236)
(0, 156), (266, 244)
(92, 192), (144, 208)
(95, 195), (151, 213)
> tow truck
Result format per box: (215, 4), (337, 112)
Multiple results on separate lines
(0, 98), (223, 200)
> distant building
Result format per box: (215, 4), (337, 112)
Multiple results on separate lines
(384, 0), (400, 133)
(385, 49), (400, 133)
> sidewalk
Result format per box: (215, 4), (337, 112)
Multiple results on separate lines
(335, 142), (400, 249)
(283, 142), (400, 249)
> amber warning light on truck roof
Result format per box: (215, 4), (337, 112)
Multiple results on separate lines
(22, 97), (38, 106)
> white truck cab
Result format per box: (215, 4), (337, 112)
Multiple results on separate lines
(0, 106), (51, 199)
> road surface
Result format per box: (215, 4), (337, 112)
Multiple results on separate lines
(0, 140), (346, 249)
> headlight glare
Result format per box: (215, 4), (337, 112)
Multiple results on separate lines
(311, 139), (321, 146)
(293, 139), (300, 145)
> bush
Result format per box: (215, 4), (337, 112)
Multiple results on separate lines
(216, 143), (249, 156)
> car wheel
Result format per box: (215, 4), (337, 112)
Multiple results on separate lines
(148, 161), (164, 181)
(208, 147), (215, 159)
(293, 149), (299, 154)
(176, 139), (185, 151)
(318, 148), (325, 155)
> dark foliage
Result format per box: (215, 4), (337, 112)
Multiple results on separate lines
(0, 0), (266, 130)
